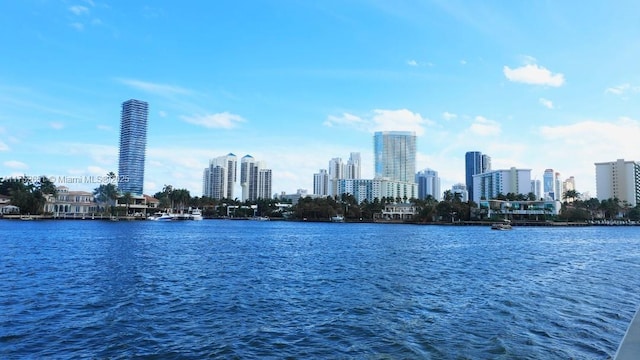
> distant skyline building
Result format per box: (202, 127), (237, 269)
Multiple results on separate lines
(465, 151), (491, 202)
(323, 152), (362, 197)
(241, 155), (272, 201)
(313, 169), (329, 196)
(472, 167), (532, 203)
(328, 157), (344, 197)
(451, 183), (468, 202)
(117, 99), (148, 195)
(595, 159), (640, 207)
(543, 169), (556, 200)
(346, 152), (361, 180)
(202, 153), (237, 199)
(562, 176), (576, 202)
(416, 168), (441, 200)
(374, 131), (416, 183)
(531, 179), (542, 200)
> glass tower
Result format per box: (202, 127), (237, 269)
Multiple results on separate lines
(118, 99), (148, 195)
(374, 131), (416, 183)
(465, 151), (490, 202)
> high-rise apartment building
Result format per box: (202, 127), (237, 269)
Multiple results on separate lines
(241, 155), (272, 201)
(118, 99), (148, 195)
(543, 169), (556, 200)
(313, 169), (329, 196)
(416, 168), (441, 200)
(530, 179), (542, 200)
(346, 152), (361, 180)
(202, 153), (237, 199)
(465, 151), (491, 202)
(562, 176), (576, 202)
(472, 167), (532, 203)
(324, 152), (362, 197)
(374, 131), (416, 182)
(595, 159), (640, 206)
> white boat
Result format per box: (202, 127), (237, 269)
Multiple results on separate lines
(491, 220), (512, 230)
(149, 212), (175, 221)
(190, 208), (203, 221)
(331, 215), (345, 223)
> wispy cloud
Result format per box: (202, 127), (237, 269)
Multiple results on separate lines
(181, 112), (246, 129)
(325, 109), (431, 136)
(0, 141), (10, 151)
(69, 5), (89, 16)
(443, 111), (457, 120)
(4, 160), (28, 169)
(469, 116), (501, 136)
(96, 124), (112, 131)
(117, 78), (192, 96)
(503, 63), (565, 87)
(407, 59), (418, 67)
(605, 83), (640, 96)
(539, 98), (554, 109)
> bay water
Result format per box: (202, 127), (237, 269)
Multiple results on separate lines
(2, 220), (640, 359)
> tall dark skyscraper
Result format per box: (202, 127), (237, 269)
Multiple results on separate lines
(118, 99), (148, 195)
(465, 151), (490, 202)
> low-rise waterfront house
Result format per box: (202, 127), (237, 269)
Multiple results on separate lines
(115, 194), (160, 217)
(45, 186), (97, 218)
(374, 203), (417, 222)
(478, 199), (562, 221)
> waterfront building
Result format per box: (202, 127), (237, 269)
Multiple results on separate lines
(313, 169), (329, 196)
(336, 178), (418, 204)
(595, 159), (640, 207)
(241, 155), (272, 201)
(465, 151), (491, 202)
(416, 169), (441, 200)
(472, 167), (532, 203)
(324, 152), (361, 197)
(451, 183), (468, 202)
(478, 199), (562, 219)
(374, 131), (416, 183)
(45, 186), (97, 217)
(118, 99), (148, 195)
(202, 153), (237, 199)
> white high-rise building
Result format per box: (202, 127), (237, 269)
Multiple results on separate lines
(241, 155), (272, 201)
(313, 169), (329, 196)
(595, 159), (640, 206)
(562, 176), (576, 202)
(328, 157), (344, 197)
(416, 168), (441, 201)
(346, 152), (361, 180)
(202, 153), (237, 199)
(530, 179), (542, 200)
(472, 167), (532, 203)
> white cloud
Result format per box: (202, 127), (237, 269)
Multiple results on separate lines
(50, 122), (64, 130)
(181, 112), (246, 129)
(443, 111), (457, 120)
(158, 110), (168, 118)
(69, 5), (89, 16)
(460, 60), (467, 65)
(605, 83), (640, 96)
(323, 113), (366, 128)
(539, 98), (554, 109)
(0, 141), (9, 151)
(503, 63), (565, 87)
(325, 109), (431, 136)
(469, 116), (501, 136)
(371, 109), (431, 136)
(407, 59), (418, 67)
(117, 78), (191, 96)
(97, 124), (112, 131)
(4, 160), (28, 169)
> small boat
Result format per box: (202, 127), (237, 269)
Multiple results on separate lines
(491, 220), (512, 230)
(190, 208), (203, 221)
(331, 215), (345, 223)
(20, 215), (35, 221)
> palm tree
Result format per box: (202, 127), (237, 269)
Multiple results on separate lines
(122, 192), (133, 216)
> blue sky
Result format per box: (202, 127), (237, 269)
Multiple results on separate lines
(2, 0), (640, 198)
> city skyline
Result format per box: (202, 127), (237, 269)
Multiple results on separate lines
(2, 2), (640, 197)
